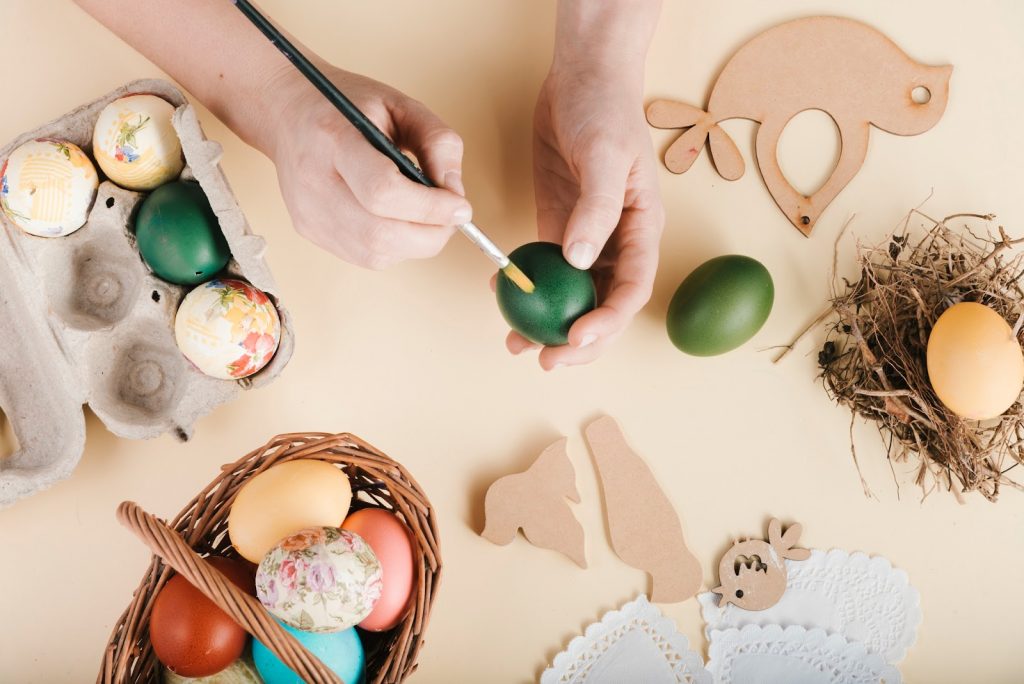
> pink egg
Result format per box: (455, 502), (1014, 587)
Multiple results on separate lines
(341, 509), (415, 631)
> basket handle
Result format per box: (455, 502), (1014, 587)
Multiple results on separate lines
(117, 501), (344, 684)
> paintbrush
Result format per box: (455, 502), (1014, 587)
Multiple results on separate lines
(233, 0), (535, 293)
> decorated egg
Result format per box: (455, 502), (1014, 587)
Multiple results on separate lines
(0, 139), (98, 236)
(163, 656), (261, 683)
(256, 527), (383, 632)
(253, 623), (364, 684)
(228, 459), (352, 564)
(150, 556), (254, 678)
(174, 278), (280, 380)
(136, 180), (230, 285)
(926, 302), (1024, 419)
(93, 94), (184, 190)
(342, 508), (415, 631)
(666, 254), (774, 356)
(496, 241), (596, 346)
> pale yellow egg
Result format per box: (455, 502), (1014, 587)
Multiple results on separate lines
(228, 459), (352, 563)
(926, 302), (1024, 420)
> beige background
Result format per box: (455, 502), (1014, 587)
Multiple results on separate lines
(1, 0), (1022, 681)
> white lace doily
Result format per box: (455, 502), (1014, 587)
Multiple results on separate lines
(541, 595), (711, 684)
(699, 549), (920, 663)
(708, 625), (902, 684)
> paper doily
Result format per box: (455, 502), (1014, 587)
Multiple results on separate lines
(541, 595), (711, 684)
(708, 624), (902, 684)
(699, 549), (920, 663)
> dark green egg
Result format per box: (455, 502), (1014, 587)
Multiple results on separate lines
(496, 241), (596, 346)
(667, 254), (774, 356)
(135, 180), (230, 285)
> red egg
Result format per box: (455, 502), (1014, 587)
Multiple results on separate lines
(342, 508), (416, 632)
(150, 556), (254, 677)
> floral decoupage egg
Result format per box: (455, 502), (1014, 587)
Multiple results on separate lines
(174, 278), (280, 380)
(0, 139), (98, 236)
(256, 527), (383, 633)
(93, 94), (184, 190)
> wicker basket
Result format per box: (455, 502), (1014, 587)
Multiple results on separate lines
(99, 432), (441, 684)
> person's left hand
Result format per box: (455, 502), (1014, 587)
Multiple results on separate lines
(503, 64), (665, 370)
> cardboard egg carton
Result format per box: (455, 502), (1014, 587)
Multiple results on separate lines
(0, 79), (295, 507)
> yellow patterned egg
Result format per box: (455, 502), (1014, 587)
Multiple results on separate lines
(926, 302), (1024, 420)
(174, 279), (281, 380)
(0, 139), (98, 237)
(93, 94), (184, 190)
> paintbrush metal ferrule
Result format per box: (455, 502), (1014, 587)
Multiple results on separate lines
(457, 221), (507, 267)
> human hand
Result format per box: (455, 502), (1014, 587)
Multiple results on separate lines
(506, 61), (664, 369)
(257, 65), (472, 270)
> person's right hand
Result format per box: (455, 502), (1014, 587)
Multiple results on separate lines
(257, 65), (472, 270)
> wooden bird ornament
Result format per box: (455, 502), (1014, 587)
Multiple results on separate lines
(584, 416), (702, 603)
(481, 438), (586, 567)
(647, 16), (952, 236)
(713, 518), (810, 611)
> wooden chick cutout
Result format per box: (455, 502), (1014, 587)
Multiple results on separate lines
(584, 416), (701, 603)
(647, 16), (952, 236)
(713, 518), (810, 611)
(481, 438), (586, 567)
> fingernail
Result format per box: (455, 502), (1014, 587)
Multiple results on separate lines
(577, 333), (597, 348)
(566, 241), (596, 269)
(444, 170), (465, 195)
(452, 205), (472, 224)
(550, 363), (565, 371)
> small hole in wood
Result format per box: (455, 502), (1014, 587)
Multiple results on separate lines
(911, 86), (931, 104)
(105, 197), (115, 209)
(735, 589), (744, 599)
(801, 215), (810, 225)
(151, 291), (160, 303)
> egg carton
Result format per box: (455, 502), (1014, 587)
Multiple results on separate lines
(0, 79), (295, 507)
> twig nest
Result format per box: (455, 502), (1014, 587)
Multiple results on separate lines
(817, 212), (1024, 501)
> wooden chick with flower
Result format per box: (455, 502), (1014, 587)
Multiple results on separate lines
(712, 518), (810, 611)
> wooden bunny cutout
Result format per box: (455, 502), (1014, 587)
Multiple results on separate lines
(713, 518), (810, 611)
(481, 438), (587, 567)
(648, 16), (952, 236)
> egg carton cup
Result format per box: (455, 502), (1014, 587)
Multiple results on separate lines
(0, 79), (295, 507)
(101, 432), (442, 684)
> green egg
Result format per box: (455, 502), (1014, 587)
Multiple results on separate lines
(496, 241), (596, 346)
(135, 180), (230, 285)
(666, 254), (774, 356)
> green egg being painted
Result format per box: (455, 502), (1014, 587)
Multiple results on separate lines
(135, 180), (231, 285)
(496, 242), (596, 346)
(666, 254), (774, 356)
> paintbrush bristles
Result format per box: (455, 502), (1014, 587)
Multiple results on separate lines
(502, 262), (535, 293)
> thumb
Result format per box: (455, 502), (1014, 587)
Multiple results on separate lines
(563, 148), (630, 269)
(394, 98), (467, 196)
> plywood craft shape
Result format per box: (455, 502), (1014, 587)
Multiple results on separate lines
(647, 16), (952, 236)
(713, 518), (810, 611)
(584, 415), (701, 603)
(481, 437), (586, 567)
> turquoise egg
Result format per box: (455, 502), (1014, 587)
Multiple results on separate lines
(253, 623), (365, 684)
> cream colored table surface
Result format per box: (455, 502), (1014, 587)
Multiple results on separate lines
(2, 1), (1022, 682)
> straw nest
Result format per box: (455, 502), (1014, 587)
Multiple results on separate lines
(781, 211), (1024, 502)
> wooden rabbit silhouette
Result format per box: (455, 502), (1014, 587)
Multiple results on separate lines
(481, 437), (586, 567)
(648, 16), (952, 236)
(713, 518), (810, 611)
